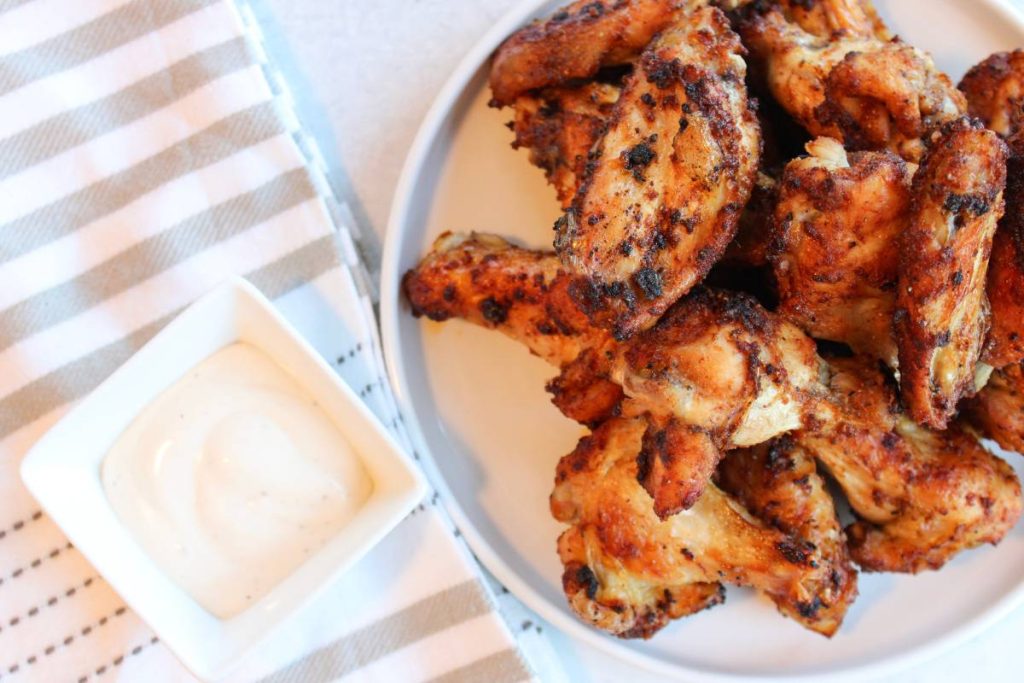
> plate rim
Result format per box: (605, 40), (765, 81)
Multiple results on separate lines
(379, 0), (1024, 679)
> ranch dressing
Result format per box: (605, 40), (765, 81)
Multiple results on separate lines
(102, 342), (373, 619)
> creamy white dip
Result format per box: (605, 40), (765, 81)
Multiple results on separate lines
(102, 342), (373, 619)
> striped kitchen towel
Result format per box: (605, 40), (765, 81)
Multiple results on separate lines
(0, 1), (531, 681)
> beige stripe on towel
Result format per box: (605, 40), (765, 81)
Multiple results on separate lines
(428, 649), (531, 683)
(0, 101), (285, 261)
(0, 36), (254, 180)
(0, 234), (340, 439)
(0, 168), (317, 350)
(260, 580), (495, 683)
(0, 0), (218, 97)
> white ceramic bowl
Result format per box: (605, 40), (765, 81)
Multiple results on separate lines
(21, 277), (426, 681)
(380, 0), (1024, 680)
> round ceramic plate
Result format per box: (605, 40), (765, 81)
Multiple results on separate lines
(380, 1), (1024, 679)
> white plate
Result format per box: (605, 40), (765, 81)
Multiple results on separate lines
(380, 1), (1024, 680)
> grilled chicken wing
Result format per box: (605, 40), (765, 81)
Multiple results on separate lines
(717, 436), (857, 635)
(612, 288), (828, 516)
(489, 0), (691, 106)
(553, 416), (856, 638)
(896, 118), (1008, 429)
(556, 7), (760, 339)
(510, 82), (621, 208)
(402, 232), (611, 367)
(985, 131), (1024, 368)
(966, 362), (1024, 456)
(771, 138), (911, 366)
(741, 8), (964, 162)
(800, 357), (1022, 572)
(959, 50), (1024, 138)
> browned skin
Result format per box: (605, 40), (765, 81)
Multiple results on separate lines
(896, 118), (1008, 429)
(556, 7), (760, 340)
(489, 0), (690, 106)
(614, 288), (828, 516)
(800, 357), (1022, 573)
(717, 436), (858, 635)
(552, 416), (856, 638)
(403, 232), (610, 368)
(740, 7), (965, 162)
(510, 82), (622, 208)
(405, 236), (830, 518)
(966, 362), (1024, 456)
(959, 50), (1024, 139)
(403, 233), (624, 422)
(771, 138), (911, 366)
(985, 131), (1024, 368)
(721, 172), (779, 268)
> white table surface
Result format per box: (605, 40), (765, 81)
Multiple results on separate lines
(249, 1), (1022, 680)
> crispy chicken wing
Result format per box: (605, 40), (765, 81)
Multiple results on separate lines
(489, 0), (691, 106)
(510, 82), (621, 208)
(556, 7), (760, 339)
(966, 362), (1024, 456)
(611, 288), (828, 515)
(985, 131), (1024, 368)
(896, 118), (1008, 429)
(716, 437), (857, 635)
(959, 50), (1024, 138)
(800, 357), (1022, 572)
(402, 232), (610, 367)
(770, 138), (911, 366)
(553, 416), (856, 638)
(741, 8), (964, 161)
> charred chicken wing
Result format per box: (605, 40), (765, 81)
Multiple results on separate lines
(770, 137), (911, 366)
(556, 7), (760, 339)
(959, 50), (1024, 138)
(800, 357), (1022, 572)
(896, 118), (1008, 429)
(552, 416), (856, 638)
(741, 7), (964, 161)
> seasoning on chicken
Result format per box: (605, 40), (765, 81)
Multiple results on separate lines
(552, 416), (856, 638)
(896, 118), (1008, 429)
(740, 5), (964, 162)
(800, 356), (1022, 573)
(489, 0), (691, 106)
(510, 82), (621, 208)
(959, 49), (1024, 138)
(966, 362), (1024, 457)
(557, 7), (760, 339)
(770, 137), (911, 366)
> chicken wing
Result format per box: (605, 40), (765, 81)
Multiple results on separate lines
(402, 232), (610, 368)
(740, 7), (964, 162)
(800, 356), (1022, 572)
(552, 416), (856, 638)
(959, 50), (1024, 139)
(985, 130), (1024, 368)
(510, 82), (621, 208)
(896, 118), (1008, 429)
(716, 436), (857, 635)
(557, 7), (761, 339)
(489, 0), (691, 106)
(966, 362), (1024, 456)
(770, 137), (911, 366)
(610, 288), (829, 515)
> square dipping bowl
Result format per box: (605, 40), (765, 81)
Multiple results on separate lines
(20, 277), (426, 680)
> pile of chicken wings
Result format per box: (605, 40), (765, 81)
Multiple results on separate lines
(403, 0), (1024, 639)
